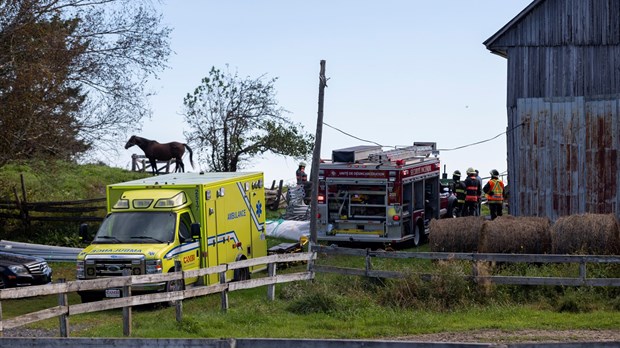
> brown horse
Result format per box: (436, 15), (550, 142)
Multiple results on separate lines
(125, 135), (195, 174)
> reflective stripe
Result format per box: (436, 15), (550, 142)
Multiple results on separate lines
(487, 179), (504, 202)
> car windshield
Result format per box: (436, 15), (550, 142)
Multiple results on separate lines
(93, 212), (176, 244)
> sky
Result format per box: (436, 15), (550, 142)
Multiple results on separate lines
(111, 0), (533, 186)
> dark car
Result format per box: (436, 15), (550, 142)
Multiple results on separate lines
(0, 251), (53, 289)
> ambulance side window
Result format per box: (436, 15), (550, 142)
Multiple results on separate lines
(178, 212), (192, 243)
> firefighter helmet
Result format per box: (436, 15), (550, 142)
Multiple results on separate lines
(466, 167), (476, 175)
(452, 170), (461, 177)
(490, 169), (499, 177)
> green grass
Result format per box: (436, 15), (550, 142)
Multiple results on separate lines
(7, 280), (617, 339)
(2, 254), (618, 339)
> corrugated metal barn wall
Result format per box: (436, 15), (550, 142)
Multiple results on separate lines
(508, 96), (619, 221)
(492, 0), (620, 220)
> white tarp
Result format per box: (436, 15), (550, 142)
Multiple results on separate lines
(265, 219), (309, 241)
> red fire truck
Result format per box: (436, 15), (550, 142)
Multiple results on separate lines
(316, 142), (452, 248)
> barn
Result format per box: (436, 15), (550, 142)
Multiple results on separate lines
(484, 0), (620, 221)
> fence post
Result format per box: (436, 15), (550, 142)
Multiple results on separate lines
(57, 278), (69, 337)
(122, 269), (132, 337)
(267, 262), (277, 301)
(472, 255), (480, 284)
(0, 299), (4, 337)
(365, 248), (372, 277)
(272, 180), (284, 210)
(579, 258), (587, 285)
(220, 270), (229, 312)
(174, 260), (183, 322)
(131, 154), (137, 171)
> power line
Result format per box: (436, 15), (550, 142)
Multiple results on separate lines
(323, 122), (383, 147)
(323, 121), (524, 152)
(438, 123), (524, 152)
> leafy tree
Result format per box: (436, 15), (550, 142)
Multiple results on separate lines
(183, 66), (314, 172)
(0, 0), (171, 165)
(0, 6), (87, 164)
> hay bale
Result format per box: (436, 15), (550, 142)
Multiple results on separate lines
(429, 216), (485, 252)
(551, 214), (620, 255)
(478, 216), (551, 254)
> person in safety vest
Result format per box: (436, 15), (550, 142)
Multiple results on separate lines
(483, 169), (505, 220)
(463, 167), (481, 216)
(451, 170), (466, 217)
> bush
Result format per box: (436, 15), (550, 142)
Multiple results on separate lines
(379, 261), (481, 311)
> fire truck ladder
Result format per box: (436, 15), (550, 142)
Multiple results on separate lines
(367, 145), (435, 163)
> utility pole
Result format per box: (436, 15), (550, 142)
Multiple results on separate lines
(310, 60), (327, 246)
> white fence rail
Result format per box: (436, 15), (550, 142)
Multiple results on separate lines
(0, 252), (316, 337)
(311, 245), (620, 287)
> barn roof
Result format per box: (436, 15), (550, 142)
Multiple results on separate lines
(483, 0), (543, 58)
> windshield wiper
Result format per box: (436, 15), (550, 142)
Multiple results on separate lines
(130, 235), (166, 243)
(94, 235), (123, 243)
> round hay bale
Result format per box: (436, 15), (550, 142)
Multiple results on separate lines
(551, 214), (620, 255)
(429, 216), (485, 252)
(478, 216), (551, 254)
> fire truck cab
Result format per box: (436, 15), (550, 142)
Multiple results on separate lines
(316, 142), (448, 248)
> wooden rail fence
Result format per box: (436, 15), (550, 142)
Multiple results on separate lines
(311, 245), (620, 287)
(130, 154), (173, 174)
(0, 252), (316, 337)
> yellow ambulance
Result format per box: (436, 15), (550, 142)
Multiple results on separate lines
(76, 172), (267, 302)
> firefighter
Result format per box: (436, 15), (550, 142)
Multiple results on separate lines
(451, 170), (466, 217)
(483, 169), (505, 220)
(463, 167), (481, 216)
(296, 161), (312, 204)
(296, 162), (308, 185)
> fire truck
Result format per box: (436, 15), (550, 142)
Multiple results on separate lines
(316, 142), (452, 248)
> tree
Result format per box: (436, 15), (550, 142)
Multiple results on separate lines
(0, 0), (171, 165)
(0, 5), (88, 163)
(183, 66), (314, 172)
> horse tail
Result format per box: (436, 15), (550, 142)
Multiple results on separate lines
(184, 143), (195, 169)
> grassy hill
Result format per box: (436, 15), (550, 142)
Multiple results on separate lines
(0, 161), (149, 245)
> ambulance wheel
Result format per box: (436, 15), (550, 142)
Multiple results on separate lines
(165, 278), (185, 306)
(166, 279), (184, 292)
(233, 267), (251, 281)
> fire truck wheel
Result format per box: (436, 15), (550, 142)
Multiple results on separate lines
(412, 224), (422, 247)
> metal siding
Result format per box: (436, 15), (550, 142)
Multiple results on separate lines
(515, 96), (620, 220)
(489, 0), (620, 48)
(494, 0), (620, 220)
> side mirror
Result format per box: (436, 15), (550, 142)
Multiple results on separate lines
(191, 223), (201, 240)
(79, 223), (91, 243)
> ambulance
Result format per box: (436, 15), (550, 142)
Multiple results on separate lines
(76, 172), (267, 302)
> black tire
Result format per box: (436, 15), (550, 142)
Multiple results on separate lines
(165, 276), (185, 307)
(233, 267), (251, 281)
(0, 275), (7, 289)
(412, 224), (422, 247)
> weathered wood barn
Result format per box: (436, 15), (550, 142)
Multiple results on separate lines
(484, 0), (620, 221)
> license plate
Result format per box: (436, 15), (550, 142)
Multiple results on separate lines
(105, 289), (121, 298)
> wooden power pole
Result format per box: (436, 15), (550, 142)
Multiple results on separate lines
(310, 60), (327, 246)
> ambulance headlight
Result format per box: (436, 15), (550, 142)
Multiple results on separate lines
(155, 192), (187, 208)
(146, 259), (162, 274)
